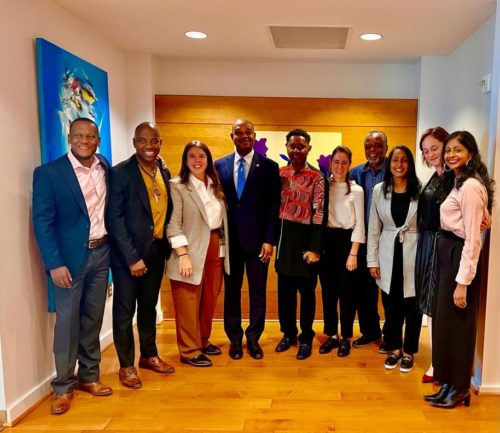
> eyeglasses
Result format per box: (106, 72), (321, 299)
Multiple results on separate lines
(71, 133), (98, 142)
(136, 137), (161, 145)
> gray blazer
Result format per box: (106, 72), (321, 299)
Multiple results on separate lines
(366, 183), (418, 298)
(166, 177), (230, 284)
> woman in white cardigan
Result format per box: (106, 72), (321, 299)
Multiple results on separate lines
(367, 145), (421, 372)
(166, 141), (230, 367)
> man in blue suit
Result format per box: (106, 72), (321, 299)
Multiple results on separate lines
(215, 119), (281, 360)
(33, 118), (112, 415)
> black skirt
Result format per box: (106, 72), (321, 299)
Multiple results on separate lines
(432, 230), (481, 390)
(415, 229), (439, 315)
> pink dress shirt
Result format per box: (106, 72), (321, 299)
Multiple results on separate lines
(67, 151), (107, 240)
(440, 177), (487, 285)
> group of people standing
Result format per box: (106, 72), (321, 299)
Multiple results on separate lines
(32, 116), (493, 415)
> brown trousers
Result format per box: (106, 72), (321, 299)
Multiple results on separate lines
(170, 231), (223, 358)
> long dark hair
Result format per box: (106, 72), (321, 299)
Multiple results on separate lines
(330, 146), (353, 195)
(178, 141), (225, 201)
(419, 126), (449, 166)
(439, 131), (494, 209)
(382, 145), (420, 200)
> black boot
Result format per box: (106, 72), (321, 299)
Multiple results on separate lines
(431, 387), (470, 409)
(423, 384), (450, 403)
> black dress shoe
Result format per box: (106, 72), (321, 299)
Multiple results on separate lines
(180, 354), (212, 367)
(296, 343), (312, 360)
(275, 336), (297, 353)
(337, 339), (351, 357)
(352, 335), (381, 348)
(247, 341), (264, 359)
(431, 387), (470, 409)
(318, 336), (339, 354)
(229, 341), (243, 360)
(424, 384), (451, 403)
(201, 343), (222, 356)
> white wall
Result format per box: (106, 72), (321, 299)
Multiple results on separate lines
(417, 16), (495, 161)
(154, 59), (419, 98)
(481, 2), (500, 394)
(0, 0), (128, 423)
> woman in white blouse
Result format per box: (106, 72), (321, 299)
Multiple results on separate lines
(166, 141), (230, 367)
(424, 131), (494, 409)
(367, 146), (421, 372)
(319, 146), (365, 357)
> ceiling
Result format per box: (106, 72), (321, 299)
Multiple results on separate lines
(56, 0), (496, 63)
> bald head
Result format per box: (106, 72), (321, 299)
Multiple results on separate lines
(133, 121), (162, 169)
(134, 121), (160, 137)
(231, 118), (256, 157)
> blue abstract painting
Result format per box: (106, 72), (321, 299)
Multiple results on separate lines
(36, 38), (112, 164)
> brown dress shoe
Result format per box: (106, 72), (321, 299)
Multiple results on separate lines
(78, 381), (113, 396)
(139, 356), (175, 374)
(50, 391), (74, 415)
(119, 366), (142, 389)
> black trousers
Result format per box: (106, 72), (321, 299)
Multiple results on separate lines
(112, 240), (166, 368)
(432, 232), (481, 390)
(319, 228), (357, 339)
(381, 242), (422, 354)
(356, 243), (383, 340)
(52, 244), (109, 394)
(277, 273), (317, 344)
(223, 244), (269, 343)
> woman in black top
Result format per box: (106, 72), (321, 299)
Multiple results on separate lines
(415, 127), (448, 383)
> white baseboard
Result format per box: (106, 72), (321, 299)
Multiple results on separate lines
(5, 327), (114, 425)
(471, 377), (500, 395)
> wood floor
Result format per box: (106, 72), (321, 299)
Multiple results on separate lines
(9, 321), (500, 433)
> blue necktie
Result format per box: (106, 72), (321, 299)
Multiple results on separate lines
(236, 158), (246, 199)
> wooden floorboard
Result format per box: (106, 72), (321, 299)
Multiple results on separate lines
(9, 321), (500, 433)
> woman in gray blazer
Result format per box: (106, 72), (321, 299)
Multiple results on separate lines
(367, 145), (421, 372)
(166, 141), (230, 367)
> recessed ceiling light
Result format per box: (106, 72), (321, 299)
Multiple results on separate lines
(360, 33), (382, 41)
(184, 31), (207, 39)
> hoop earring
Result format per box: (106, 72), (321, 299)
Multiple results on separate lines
(443, 163), (452, 172)
(466, 158), (474, 169)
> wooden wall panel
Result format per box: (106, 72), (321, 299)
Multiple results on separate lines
(156, 95), (416, 322)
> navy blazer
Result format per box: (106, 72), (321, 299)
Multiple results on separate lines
(106, 155), (173, 268)
(215, 152), (280, 254)
(32, 153), (110, 311)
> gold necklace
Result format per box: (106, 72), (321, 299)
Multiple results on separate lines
(139, 162), (161, 203)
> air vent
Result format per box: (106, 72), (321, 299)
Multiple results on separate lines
(270, 26), (349, 49)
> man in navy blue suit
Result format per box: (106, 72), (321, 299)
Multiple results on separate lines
(215, 119), (280, 360)
(107, 122), (174, 390)
(33, 118), (112, 415)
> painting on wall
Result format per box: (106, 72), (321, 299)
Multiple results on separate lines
(35, 38), (112, 164)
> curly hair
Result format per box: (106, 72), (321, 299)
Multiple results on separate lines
(382, 145), (421, 200)
(439, 131), (494, 210)
(286, 128), (311, 144)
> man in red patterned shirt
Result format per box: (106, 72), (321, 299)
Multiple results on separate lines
(274, 128), (326, 360)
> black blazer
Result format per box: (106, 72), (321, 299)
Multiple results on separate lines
(106, 155), (173, 268)
(215, 152), (280, 254)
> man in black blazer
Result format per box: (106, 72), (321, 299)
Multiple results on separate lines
(107, 122), (174, 389)
(33, 118), (112, 414)
(215, 119), (281, 360)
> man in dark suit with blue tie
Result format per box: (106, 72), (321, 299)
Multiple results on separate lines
(107, 122), (174, 390)
(215, 119), (281, 360)
(33, 118), (112, 415)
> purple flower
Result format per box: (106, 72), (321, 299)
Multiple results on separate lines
(254, 138), (269, 156)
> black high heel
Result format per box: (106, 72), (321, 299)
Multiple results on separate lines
(431, 387), (471, 409)
(423, 384), (450, 403)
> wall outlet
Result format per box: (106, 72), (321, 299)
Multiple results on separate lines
(479, 73), (492, 94)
